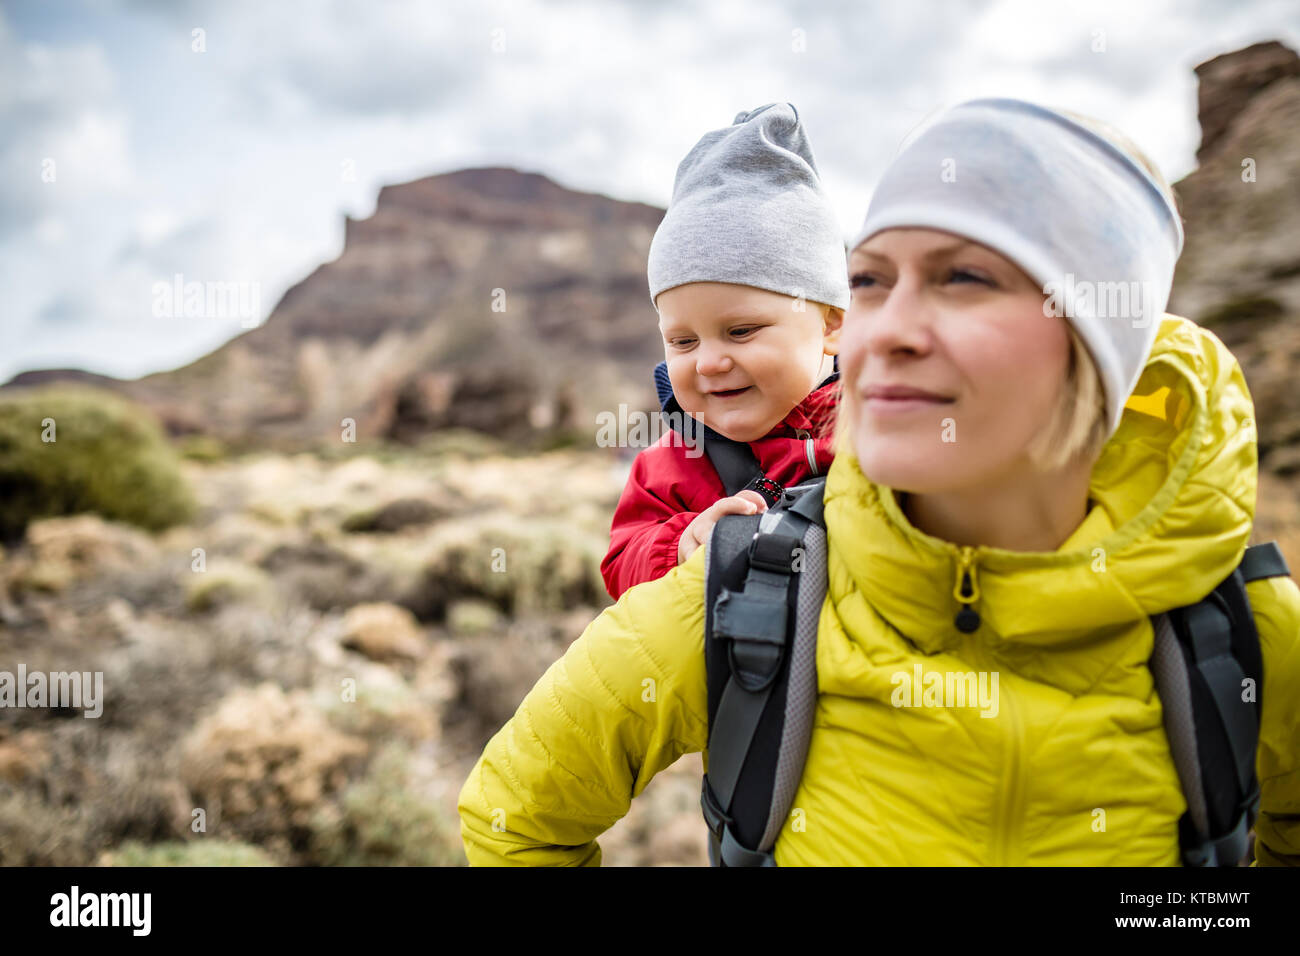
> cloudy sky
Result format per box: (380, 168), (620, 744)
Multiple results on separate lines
(3, 0), (1297, 384)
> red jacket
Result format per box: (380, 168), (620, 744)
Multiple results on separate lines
(601, 378), (840, 600)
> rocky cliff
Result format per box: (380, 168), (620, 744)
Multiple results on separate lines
(1168, 41), (1300, 478)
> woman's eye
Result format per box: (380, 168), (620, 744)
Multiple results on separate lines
(948, 268), (994, 286)
(849, 272), (878, 289)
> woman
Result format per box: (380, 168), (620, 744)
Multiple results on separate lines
(457, 99), (1300, 866)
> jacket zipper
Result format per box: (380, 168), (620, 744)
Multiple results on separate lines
(952, 545), (981, 633)
(960, 582), (1024, 866)
(795, 428), (818, 475)
(990, 664), (1024, 866)
(961, 598), (1019, 868)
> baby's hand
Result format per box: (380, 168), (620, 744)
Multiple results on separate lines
(678, 490), (769, 564)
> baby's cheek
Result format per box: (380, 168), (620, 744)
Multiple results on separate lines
(665, 362), (699, 408)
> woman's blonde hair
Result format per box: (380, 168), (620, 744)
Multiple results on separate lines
(1026, 109), (1181, 471)
(1023, 324), (1108, 471)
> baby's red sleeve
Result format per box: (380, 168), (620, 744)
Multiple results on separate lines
(601, 450), (701, 600)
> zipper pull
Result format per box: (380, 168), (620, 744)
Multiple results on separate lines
(952, 545), (981, 633)
(794, 428), (818, 475)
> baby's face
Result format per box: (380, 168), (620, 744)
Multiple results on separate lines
(657, 282), (840, 443)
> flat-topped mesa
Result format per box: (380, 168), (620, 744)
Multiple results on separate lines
(344, 167), (664, 246)
(4, 166), (669, 447)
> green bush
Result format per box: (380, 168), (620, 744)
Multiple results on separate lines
(184, 561), (276, 613)
(0, 386), (196, 541)
(178, 434), (229, 462)
(308, 742), (462, 866)
(99, 839), (278, 866)
(408, 516), (609, 620)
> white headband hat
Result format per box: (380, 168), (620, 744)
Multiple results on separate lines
(851, 98), (1184, 436)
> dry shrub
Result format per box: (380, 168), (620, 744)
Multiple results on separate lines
(410, 516), (608, 620)
(5, 514), (159, 595)
(179, 683), (368, 851)
(338, 602), (427, 663)
(258, 539), (404, 612)
(315, 657), (443, 745)
(307, 741), (462, 866)
(0, 789), (92, 865)
(442, 620), (572, 743)
(184, 560), (277, 613)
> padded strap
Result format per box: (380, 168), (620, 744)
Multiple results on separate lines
(1181, 805), (1255, 867)
(1151, 613), (1209, 838)
(706, 435), (764, 497)
(720, 826), (776, 867)
(1181, 599), (1257, 798)
(1240, 542), (1290, 583)
(707, 677), (777, 811)
(702, 501), (817, 866)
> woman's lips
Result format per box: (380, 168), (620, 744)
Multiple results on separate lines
(864, 397), (951, 415)
(862, 387), (955, 416)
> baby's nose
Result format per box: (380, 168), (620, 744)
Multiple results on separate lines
(695, 343), (734, 375)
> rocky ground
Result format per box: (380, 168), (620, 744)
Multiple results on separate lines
(0, 436), (709, 866)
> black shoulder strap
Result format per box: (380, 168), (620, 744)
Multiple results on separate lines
(653, 360), (765, 498)
(701, 479), (827, 866)
(1240, 541), (1289, 583)
(1154, 540), (1291, 866)
(705, 434), (764, 498)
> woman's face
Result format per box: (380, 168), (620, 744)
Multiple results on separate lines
(839, 228), (1071, 493)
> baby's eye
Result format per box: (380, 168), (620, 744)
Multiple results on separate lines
(729, 326), (758, 338)
(947, 268), (994, 287)
(667, 337), (696, 349)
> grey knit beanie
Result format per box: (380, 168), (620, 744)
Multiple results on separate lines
(647, 103), (850, 312)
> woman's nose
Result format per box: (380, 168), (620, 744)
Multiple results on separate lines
(854, 278), (934, 358)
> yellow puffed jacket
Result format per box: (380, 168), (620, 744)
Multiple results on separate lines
(458, 314), (1300, 866)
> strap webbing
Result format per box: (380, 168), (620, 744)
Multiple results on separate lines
(706, 435), (763, 497)
(706, 679), (776, 812)
(1181, 601), (1256, 797)
(1240, 542), (1290, 583)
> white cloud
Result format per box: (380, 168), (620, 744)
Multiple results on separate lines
(2, 0), (1298, 385)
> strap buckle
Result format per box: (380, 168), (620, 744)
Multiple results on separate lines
(1181, 786), (1260, 866)
(747, 531), (801, 574)
(700, 775), (732, 841)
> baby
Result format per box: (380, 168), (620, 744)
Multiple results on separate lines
(601, 103), (849, 600)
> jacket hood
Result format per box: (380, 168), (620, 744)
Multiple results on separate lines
(823, 313), (1259, 652)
